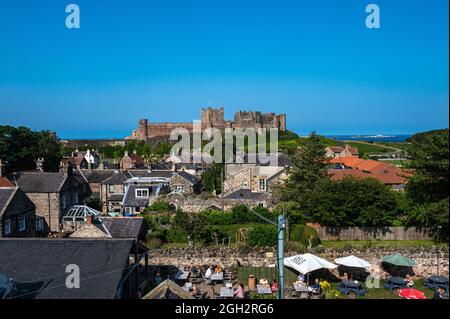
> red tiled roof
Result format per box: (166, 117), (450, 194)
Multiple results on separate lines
(328, 168), (409, 185)
(0, 176), (14, 187)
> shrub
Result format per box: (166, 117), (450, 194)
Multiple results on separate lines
(147, 238), (163, 249)
(247, 225), (277, 247)
(289, 224), (321, 248)
(166, 227), (188, 243)
(146, 200), (175, 212)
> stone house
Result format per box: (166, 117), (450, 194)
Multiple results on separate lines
(325, 145), (359, 158)
(0, 186), (37, 238)
(99, 170), (131, 213)
(169, 171), (202, 194)
(120, 151), (145, 170)
(15, 166), (91, 233)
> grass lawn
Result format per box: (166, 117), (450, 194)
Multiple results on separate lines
(327, 279), (435, 299)
(321, 240), (448, 249)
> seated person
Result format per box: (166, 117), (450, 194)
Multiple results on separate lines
(310, 279), (321, 293)
(342, 272), (349, 283)
(190, 285), (197, 296)
(234, 283), (245, 299)
(259, 278), (269, 285)
(205, 266), (213, 279)
(214, 265), (222, 274)
(271, 279), (279, 292)
(154, 272), (162, 285)
(433, 287), (449, 300)
(297, 273), (305, 283)
(405, 274), (414, 287)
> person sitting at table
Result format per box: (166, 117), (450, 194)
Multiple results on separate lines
(310, 279), (321, 293)
(433, 287), (449, 299)
(205, 266), (213, 279)
(342, 272), (349, 283)
(214, 265), (222, 274)
(259, 278), (268, 285)
(405, 274), (414, 287)
(271, 279), (279, 292)
(234, 283), (245, 299)
(297, 273), (306, 283)
(154, 271), (162, 285)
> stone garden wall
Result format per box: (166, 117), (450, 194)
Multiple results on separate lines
(148, 246), (449, 279)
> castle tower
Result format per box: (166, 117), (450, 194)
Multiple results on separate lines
(201, 107), (225, 130)
(138, 119), (149, 142)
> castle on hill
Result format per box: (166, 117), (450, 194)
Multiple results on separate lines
(127, 107), (286, 141)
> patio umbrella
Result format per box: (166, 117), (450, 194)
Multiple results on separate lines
(398, 288), (426, 300)
(335, 256), (371, 269)
(284, 253), (337, 275)
(382, 254), (415, 267)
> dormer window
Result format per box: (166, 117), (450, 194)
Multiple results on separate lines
(135, 189), (149, 198)
(258, 178), (267, 191)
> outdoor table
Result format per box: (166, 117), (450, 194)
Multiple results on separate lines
(211, 273), (224, 282)
(425, 275), (449, 292)
(175, 270), (190, 280)
(256, 284), (273, 295)
(293, 283), (310, 299)
(384, 276), (407, 291)
(337, 281), (367, 296)
(219, 287), (234, 298)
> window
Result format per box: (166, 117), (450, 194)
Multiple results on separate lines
(125, 207), (133, 214)
(62, 194), (68, 209)
(4, 219), (11, 235)
(135, 189), (149, 198)
(36, 219), (44, 231)
(241, 182), (249, 189)
(18, 214), (26, 231)
(109, 185), (115, 193)
(258, 178), (267, 191)
(175, 185), (183, 191)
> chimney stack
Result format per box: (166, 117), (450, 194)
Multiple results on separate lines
(86, 215), (93, 225)
(36, 158), (44, 172)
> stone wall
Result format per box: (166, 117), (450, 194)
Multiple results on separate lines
(316, 227), (431, 241)
(148, 246), (449, 279)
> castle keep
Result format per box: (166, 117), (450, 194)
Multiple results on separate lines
(128, 107), (286, 141)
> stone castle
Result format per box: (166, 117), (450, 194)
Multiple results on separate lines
(127, 107), (286, 141)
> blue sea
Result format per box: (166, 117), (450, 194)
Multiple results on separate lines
(326, 134), (412, 143)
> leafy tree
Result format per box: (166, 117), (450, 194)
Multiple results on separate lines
(202, 163), (223, 195)
(406, 129), (449, 240)
(306, 177), (399, 227)
(276, 131), (328, 203)
(0, 126), (62, 172)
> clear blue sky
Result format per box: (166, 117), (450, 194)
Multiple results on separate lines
(0, 0), (448, 138)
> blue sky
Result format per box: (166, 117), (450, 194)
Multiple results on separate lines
(0, 0), (448, 138)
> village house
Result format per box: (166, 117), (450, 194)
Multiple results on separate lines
(0, 186), (37, 238)
(169, 171), (202, 194)
(0, 238), (149, 299)
(120, 151), (145, 170)
(328, 156), (412, 190)
(61, 149), (101, 170)
(98, 170), (131, 213)
(15, 163), (91, 232)
(325, 145), (359, 158)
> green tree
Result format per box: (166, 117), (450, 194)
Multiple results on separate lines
(202, 163), (223, 195)
(406, 129), (449, 241)
(276, 131), (328, 203)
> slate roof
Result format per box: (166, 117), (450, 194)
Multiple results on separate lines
(108, 193), (124, 201)
(122, 185), (151, 208)
(128, 170), (173, 178)
(102, 171), (132, 185)
(0, 238), (135, 299)
(81, 169), (116, 184)
(224, 189), (265, 200)
(175, 171), (201, 185)
(101, 217), (147, 239)
(15, 171), (67, 193)
(0, 187), (16, 214)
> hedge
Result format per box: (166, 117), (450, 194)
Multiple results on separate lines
(289, 224), (321, 248)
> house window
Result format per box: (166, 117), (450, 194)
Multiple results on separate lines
(135, 189), (149, 198)
(36, 219), (44, 231)
(258, 178), (267, 191)
(73, 192), (79, 205)
(62, 194), (68, 209)
(4, 219), (11, 235)
(18, 214), (26, 231)
(109, 185), (115, 193)
(175, 185), (183, 191)
(125, 207), (133, 214)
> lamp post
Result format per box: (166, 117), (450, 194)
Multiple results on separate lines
(436, 225), (442, 275)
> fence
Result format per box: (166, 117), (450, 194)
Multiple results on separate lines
(315, 226), (431, 241)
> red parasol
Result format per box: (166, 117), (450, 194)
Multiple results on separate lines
(398, 288), (427, 299)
